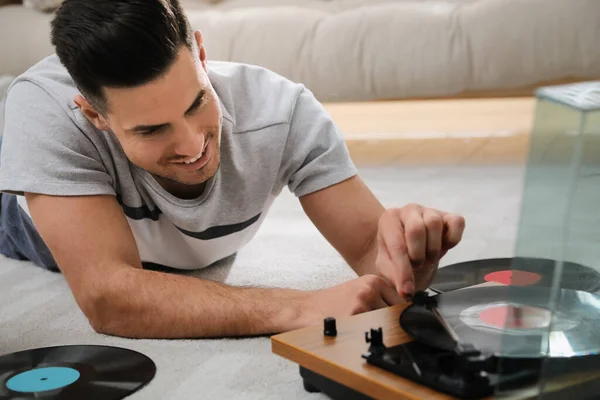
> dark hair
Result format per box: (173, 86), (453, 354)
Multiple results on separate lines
(50, 0), (194, 113)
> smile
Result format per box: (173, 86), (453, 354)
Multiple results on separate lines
(169, 140), (212, 171)
(171, 141), (209, 165)
(175, 153), (202, 165)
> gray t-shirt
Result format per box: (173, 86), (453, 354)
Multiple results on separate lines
(0, 55), (357, 272)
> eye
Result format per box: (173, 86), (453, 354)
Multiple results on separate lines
(139, 126), (164, 136)
(189, 100), (202, 113)
(188, 95), (208, 115)
(139, 129), (156, 136)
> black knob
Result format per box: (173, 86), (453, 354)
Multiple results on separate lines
(324, 317), (337, 337)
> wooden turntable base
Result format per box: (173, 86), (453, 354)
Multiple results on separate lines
(271, 301), (600, 400)
(272, 303), (448, 400)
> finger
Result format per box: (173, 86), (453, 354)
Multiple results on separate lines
(375, 236), (405, 295)
(379, 280), (406, 306)
(400, 206), (427, 266)
(422, 208), (444, 263)
(371, 296), (389, 310)
(442, 213), (465, 250)
(374, 247), (396, 289)
(414, 261), (440, 292)
(379, 215), (415, 297)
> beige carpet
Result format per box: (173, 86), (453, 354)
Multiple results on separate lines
(0, 165), (527, 399)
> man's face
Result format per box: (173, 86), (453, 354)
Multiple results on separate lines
(99, 38), (222, 192)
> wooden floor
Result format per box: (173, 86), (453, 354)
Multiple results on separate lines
(324, 97), (536, 166)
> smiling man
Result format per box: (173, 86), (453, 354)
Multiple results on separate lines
(0, 0), (465, 339)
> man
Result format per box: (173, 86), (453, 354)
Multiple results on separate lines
(0, 0), (464, 339)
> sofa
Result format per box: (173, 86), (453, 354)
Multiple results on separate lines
(1, 0), (600, 104)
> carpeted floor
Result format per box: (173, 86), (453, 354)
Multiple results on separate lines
(0, 165), (527, 399)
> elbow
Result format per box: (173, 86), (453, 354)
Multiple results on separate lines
(80, 289), (115, 334)
(78, 285), (128, 336)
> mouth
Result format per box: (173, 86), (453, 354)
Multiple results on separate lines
(169, 140), (211, 171)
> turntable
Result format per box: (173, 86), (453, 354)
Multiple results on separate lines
(271, 282), (600, 400)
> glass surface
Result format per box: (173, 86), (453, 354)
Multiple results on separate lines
(494, 81), (600, 399)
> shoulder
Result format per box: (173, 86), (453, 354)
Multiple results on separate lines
(6, 54), (82, 117)
(4, 54), (91, 142)
(207, 61), (306, 134)
(0, 55), (121, 197)
(4, 54), (109, 153)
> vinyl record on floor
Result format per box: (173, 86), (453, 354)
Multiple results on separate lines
(400, 285), (600, 359)
(0, 345), (156, 399)
(430, 257), (600, 293)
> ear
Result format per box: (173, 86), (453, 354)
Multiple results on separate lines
(73, 94), (111, 131)
(194, 30), (208, 71)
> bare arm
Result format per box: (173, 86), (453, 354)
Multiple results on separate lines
(25, 193), (307, 338)
(299, 175), (385, 277)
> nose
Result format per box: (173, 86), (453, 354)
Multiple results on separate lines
(172, 122), (205, 157)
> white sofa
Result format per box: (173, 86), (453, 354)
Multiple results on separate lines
(1, 0), (600, 103)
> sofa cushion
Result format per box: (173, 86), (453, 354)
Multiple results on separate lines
(0, 75), (16, 137)
(23, 0), (63, 12)
(200, 0), (481, 11)
(186, 0), (600, 101)
(1, 0), (599, 102)
(0, 5), (55, 76)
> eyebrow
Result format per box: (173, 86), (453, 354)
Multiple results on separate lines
(129, 89), (206, 133)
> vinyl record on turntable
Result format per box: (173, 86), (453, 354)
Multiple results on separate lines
(430, 257), (600, 294)
(0, 345), (156, 399)
(400, 286), (600, 359)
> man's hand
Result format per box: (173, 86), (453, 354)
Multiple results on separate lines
(300, 176), (466, 296)
(299, 274), (406, 326)
(375, 203), (465, 298)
